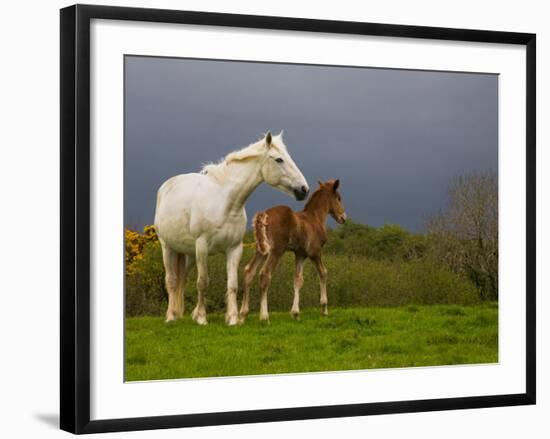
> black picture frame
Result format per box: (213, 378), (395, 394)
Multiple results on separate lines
(60, 4), (536, 434)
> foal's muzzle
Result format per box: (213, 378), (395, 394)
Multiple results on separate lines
(293, 186), (309, 201)
(335, 213), (347, 224)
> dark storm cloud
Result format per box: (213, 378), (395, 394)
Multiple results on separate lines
(124, 56), (497, 232)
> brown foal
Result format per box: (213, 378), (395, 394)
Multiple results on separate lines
(240, 179), (347, 322)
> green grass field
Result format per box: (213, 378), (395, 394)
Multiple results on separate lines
(125, 303), (498, 381)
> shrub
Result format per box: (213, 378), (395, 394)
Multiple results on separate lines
(324, 221), (429, 261)
(125, 240), (165, 316)
(125, 225), (158, 275)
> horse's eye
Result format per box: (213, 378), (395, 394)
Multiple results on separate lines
(275, 158), (284, 163)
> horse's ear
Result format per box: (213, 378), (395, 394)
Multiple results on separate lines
(265, 132), (272, 147)
(333, 179), (340, 191)
(318, 180), (323, 187)
(278, 129), (284, 139)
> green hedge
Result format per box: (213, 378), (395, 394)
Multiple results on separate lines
(125, 240), (480, 317)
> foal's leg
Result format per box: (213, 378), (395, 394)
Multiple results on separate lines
(239, 250), (267, 322)
(191, 237), (209, 325)
(312, 254), (329, 316)
(259, 252), (282, 322)
(160, 240), (182, 322)
(290, 254), (306, 319)
(225, 244), (243, 326)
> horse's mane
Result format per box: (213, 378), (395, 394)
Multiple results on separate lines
(200, 134), (285, 183)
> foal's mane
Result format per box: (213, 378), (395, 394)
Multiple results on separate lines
(303, 185), (330, 212)
(200, 134), (285, 183)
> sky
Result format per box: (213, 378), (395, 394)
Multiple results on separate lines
(124, 56), (497, 232)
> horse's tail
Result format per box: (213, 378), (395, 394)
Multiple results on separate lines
(252, 212), (271, 256)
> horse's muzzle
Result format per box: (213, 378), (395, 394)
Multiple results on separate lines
(336, 213), (347, 224)
(293, 186), (309, 201)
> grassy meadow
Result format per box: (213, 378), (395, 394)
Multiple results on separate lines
(125, 304), (498, 381)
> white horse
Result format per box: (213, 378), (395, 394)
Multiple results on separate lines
(154, 132), (309, 325)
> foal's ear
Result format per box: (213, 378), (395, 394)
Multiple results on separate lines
(265, 132), (272, 147)
(333, 179), (340, 191)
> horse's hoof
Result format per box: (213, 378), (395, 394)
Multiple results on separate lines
(165, 312), (177, 322)
(226, 315), (239, 326)
(192, 308), (208, 325)
(290, 311), (300, 320)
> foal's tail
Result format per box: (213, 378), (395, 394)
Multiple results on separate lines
(252, 212), (271, 256)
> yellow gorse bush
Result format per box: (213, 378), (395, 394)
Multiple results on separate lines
(125, 225), (158, 275)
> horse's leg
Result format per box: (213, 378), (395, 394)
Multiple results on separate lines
(312, 254), (329, 316)
(171, 253), (185, 318)
(175, 254), (195, 316)
(259, 252), (282, 322)
(160, 240), (181, 322)
(239, 250), (266, 322)
(191, 237), (209, 325)
(183, 254), (195, 278)
(290, 254), (306, 319)
(225, 244), (243, 326)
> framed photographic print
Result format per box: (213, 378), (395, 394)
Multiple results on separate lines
(60, 4), (536, 434)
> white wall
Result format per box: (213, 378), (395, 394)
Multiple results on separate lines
(0, 0), (546, 437)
